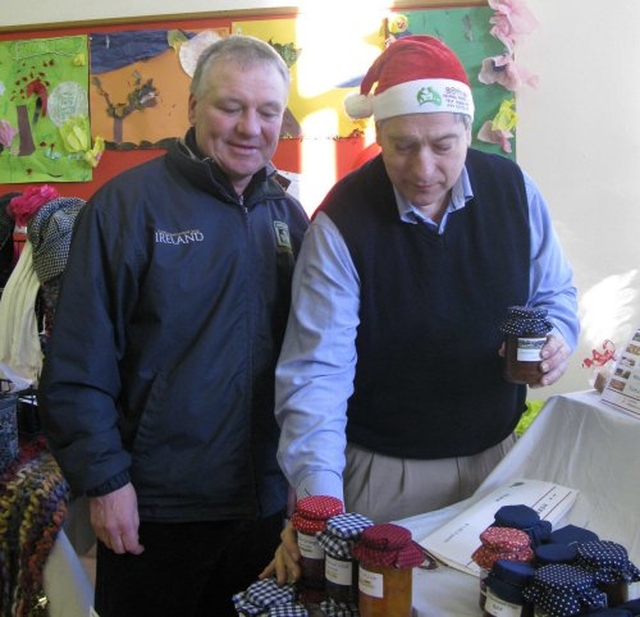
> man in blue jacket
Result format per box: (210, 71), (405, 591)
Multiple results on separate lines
(38, 35), (308, 617)
(265, 35), (579, 583)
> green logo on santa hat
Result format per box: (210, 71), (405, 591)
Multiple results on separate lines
(417, 86), (442, 107)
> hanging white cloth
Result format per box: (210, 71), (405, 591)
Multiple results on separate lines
(0, 239), (42, 387)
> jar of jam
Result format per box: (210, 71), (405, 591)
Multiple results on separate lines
(483, 559), (535, 617)
(472, 526), (534, 609)
(499, 306), (552, 384)
(352, 523), (424, 617)
(575, 540), (640, 607)
(522, 563), (607, 616)
(290, 495), (344, 599)
(317, 512), (373, 606)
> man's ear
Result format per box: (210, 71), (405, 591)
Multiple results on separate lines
(187, 93), (197, 126)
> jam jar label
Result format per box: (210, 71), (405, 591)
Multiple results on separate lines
(297, 532), (324, 559)
(485, 588), (524, 617)
(359, 566), (384, 598)
(325, 555), (353, 585)
(516, 336), (545, 362)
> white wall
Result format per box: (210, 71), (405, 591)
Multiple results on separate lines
(2, 0), (281, 28)
(5, 0), (640, 398)
(516, 0), (640, 397)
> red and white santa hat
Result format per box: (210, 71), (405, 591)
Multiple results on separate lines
(345, 35), (474, 122)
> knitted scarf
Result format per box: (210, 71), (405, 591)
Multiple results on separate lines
(0, 435), (69, 617)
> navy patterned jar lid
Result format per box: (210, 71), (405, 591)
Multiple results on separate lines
(326, 512), (373, 540)
(548, 524), (599, 546)
(319, 599), (359, 616)
(499, 305), (553, 336)
(493, 504), (552, 546)
(486, 560), (536, 604)
(494, 504), (540, 528)
(317, 532), (352, 559)
(583, 610), (633, 617)
(233, 580), (297, 615)
(318, 512), (374, 559)
(491, 559), (536, 586)
(523, 563), (606, 617)
(576, 540), (640, 584)
(535, 543), (579, 566)
(245, 579), (297, 608)
(267, 604), (309, 617)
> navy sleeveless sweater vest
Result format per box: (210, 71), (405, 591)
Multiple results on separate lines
(319, 149), (529, 458)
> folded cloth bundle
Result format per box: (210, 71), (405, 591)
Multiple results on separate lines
(233, 579), (297, 616)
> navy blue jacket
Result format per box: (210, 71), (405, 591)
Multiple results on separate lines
(39, 132), (309, 521)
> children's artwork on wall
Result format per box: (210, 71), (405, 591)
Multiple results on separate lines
(0, 35), (92, 183)
(386, 8), (514, 159)
(89, 27), (229, 149)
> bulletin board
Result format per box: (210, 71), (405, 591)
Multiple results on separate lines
(0, 1), (520, 202)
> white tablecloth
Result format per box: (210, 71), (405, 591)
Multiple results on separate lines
(43, 390), (640, 617)
(43, 496), (95, 617)
(400, 389), (640, 616)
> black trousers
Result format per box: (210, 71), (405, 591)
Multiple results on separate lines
(94, 511), (284, 617)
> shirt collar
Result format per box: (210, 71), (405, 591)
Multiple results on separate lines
(396, 165), (474, 229)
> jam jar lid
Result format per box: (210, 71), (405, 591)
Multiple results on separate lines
(523, 563), (607, 616)
(499, 305), (553, 336)
(535, 542), (579, 565)
(576, 540), (640, 583)
(352, 523), (424, 569)
(548, 524), (599, 545)
(493, 504), (540, 528)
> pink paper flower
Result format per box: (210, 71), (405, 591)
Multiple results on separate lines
(488, 0), (539, 51)
(8, 185), (60, 226)
(0, 119), (18, 149)
(479, 53), (539, 91)
(489, 0), (539, 36)
(478, 121), (514, 154)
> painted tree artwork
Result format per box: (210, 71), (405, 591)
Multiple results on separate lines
(0, 35), (92, 183)
(92, 71), (159, 145)
(89, 28), (229, 150)
(88, 27), (307, 150)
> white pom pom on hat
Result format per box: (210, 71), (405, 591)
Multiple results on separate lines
(344, 92), (374, 120)
(345, 35), (475, 122)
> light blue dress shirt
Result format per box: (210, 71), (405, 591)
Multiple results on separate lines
(275, 165), (580, 505)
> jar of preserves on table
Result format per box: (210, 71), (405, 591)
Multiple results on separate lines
(483, 559), (536, 617)
(575, 540), (640, 607)
(522, 563), (607, 616)
(472, 526), (534, 610)
(352, 522), (424, 617)
(317, 511), (373, 606)
(291, 495), (344, 600)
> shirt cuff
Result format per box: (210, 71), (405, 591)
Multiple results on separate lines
(296, 470), (345, 506)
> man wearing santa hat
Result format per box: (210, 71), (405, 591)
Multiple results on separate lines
(264, 35), (579, 581)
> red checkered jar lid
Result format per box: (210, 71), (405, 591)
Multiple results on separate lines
(352, 523), (424, 569)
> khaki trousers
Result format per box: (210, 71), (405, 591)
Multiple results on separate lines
(343, 433), (517, 523)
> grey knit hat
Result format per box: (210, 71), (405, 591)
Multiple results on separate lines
(27, 196), (86, 283)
